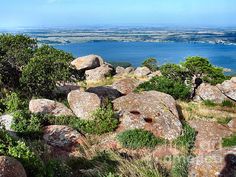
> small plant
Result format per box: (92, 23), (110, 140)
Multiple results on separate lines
(217, 117), (232, 125)
(117, 129), (165, 149)
(170, 156), (189, 177)
(222, 134), (236, 147)
(203, 100), (217, 107)
(173, 122), (196, 154)
(221, 100), (234, 108)
(135, 76), (191, 100)
(141, 58), (159, 72)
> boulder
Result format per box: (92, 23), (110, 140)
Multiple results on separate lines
(148, 70), (162, 79)
(71, 54), (104, 71)
(85, 64), (114, 81)
(189, 120), (233, 155)
(55, 82), (80, 95)
(228, 119), (236, 132)
(29, 99), (74, 117)
(0, 156), (27, 177)
(68, 90), (101, 120)
(134, 67), (151, 78)
(194, 83), (227, 103)
(43, 125), (85, 152)
(189, 147), (236, 177)
(112, 78), (139, 95)
(217, 77), (236, 102)
(0, 114), (14, 132)
(113, 91), (182, 140)
(115, 66), (134, 76)
(86, 86), (122, 101)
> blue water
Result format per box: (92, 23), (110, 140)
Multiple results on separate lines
(54, 41), (236, 73)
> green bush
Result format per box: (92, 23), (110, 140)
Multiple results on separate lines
(170, 156), (189, 177)
(221, 100), (235, 107)
(217, 117), (232, 125)
(222, 134), (236, 147)
(20, 45), (74, 97)
(0, 129), (44, 177)
(203, 100), (217, 107)
(135, 76), (191, 100)
(141, 58), (159, 72)
(173, 123), (196, 153)
(117, 129), (165, 149)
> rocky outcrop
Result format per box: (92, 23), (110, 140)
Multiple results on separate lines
(134, 67), (151, 78)
(112, 78), (139, 95)
(193, 83), (227, 103)
(113, 91), (182, 140)
(0, 156), (27, 177)
(189, 120), (233, 155)
(217, 77), (236, 102)
(29, 99), (74, 117)
(85, 64), (114, 81)
(68, 90), (101, 120)
(55, 82), (80, 95)
(71, 54), (104, 71)
(43, 125), (85, 152)
(115, 66), (134, 76)
(189, 147), (236, 177)
(86, 86), (122, 101)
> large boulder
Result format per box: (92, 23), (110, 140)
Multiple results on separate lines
(55, 82), (80, 95)
(29, 99), (74, 117)
(68, 90), (101, 120)
(194, 83), (227, 103)
(112, 78), (140, 95)
(0, 156), (27, 177)
(86, 86), (122, 102)
(71, 54), (104, 71)
(189, 147), (236, 177)
(85, 64), (114, 82)
(113, 91), (182, 140)
(115, 66), (134, 76)
(134, 67), (151, 78)
(0, 114), (14, 132)
(189, 120), (233, 155)
(217, 77), (236, 102)
(43, 125), (85, 152)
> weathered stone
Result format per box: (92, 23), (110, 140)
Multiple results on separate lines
(86, 86), (122, 101)
(29, 99), (74, 117)
(113, 91), (182, 140)
(189, 120), (233, 155)
(115, 66), (134, 76)
(68, 90), (101, 119)
(55, 82), (80, 95)
(0, 156), (27, 177)
(85, 64), (114, 81)
(189, 147), (236, 177)
(43, 125), (85, 152)
(194, 83), (228, 103)
(151, 146), (181, 159)
(112, 78), (139, 95)
(217, 77), (236, 102)
(134, 67), (151, 78)
(228, 119), (236, 132)
(0, 114), (14, 132)
(71, 54), (104, 71)
(148, 70), (162, 79)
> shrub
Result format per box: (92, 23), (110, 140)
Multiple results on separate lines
(203, 100), (217, 107)
(0, 129), (44, 177)
(141, 58), (159, 71)
(135, 76), (191, 100)
(170, 156), (189, 177)
(221, 100), (234, 107)
(20, 45), (74, 97)
(222, 134), (236, 147)
(117, 129), (165, 149)
(217, 117), (232, 125)
(173, 123), (196, 153)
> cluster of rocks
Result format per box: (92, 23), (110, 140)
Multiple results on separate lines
(194, 77), (236, 103)
(71, 54), (161, 82)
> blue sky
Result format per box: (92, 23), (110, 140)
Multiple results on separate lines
(1, 0), (236, 28)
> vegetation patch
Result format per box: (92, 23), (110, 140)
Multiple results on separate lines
(221, 100), (235, 108)
(203, 100), (217, 107)
(217, 117), (232, 125)
(170, 156), (189, 177)
(222, 134), (236, 147)
(117, 129), (165, 149)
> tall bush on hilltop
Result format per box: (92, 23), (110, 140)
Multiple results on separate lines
(20, 45), (74, 97)
(0, 34), (37, 89)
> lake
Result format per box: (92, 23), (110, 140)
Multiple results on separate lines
(54, 41), (236, 74)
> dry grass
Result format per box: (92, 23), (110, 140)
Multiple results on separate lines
(178, 101), (236, 122)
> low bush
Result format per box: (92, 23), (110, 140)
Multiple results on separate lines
(217, 117), (232, 125)
(141, 58), (159, 72)
(221, 100), (235, 108)
(203, 100), (217, 107)
(170, 156), (189, 177)
(222, 134), (236, 147)
(135, 76), (191, 100)
(173, 122), (196, 154)
(117, 129), (165, 149)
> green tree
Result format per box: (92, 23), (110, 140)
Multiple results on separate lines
(141, 58), (159, 71)
(20, 45), (74, 97)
